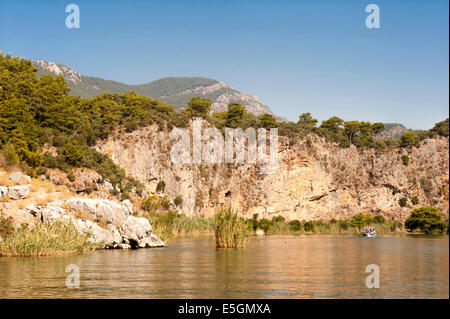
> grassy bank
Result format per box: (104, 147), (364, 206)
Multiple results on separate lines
(0, 216), (97, 257)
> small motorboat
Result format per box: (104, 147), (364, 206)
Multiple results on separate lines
(362, 226), (376, 237)
(362, 231), (376, 237)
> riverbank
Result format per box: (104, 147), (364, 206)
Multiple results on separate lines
(143, 211), (409, 243)
(1, 208), (444, 257)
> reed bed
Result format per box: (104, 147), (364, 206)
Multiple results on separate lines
(214, 207), (251, 248)
(144, 211), (214, 243)
(0, 220), (96, 257)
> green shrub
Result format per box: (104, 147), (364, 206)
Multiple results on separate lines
(184, 97), (211, 118)
(373, 215), (385, 224)
(405, 206), (446, 234)
(141, 195), (160, 213)
(1, 144), (20, 165)
(258, 218), (273, 232)
(399, 197), (408, 207)
(374, 140), (387, 150)
(390, 220), (403, 232)
(411, 196), (419, 205)
(303, 221), (315, 232)
(429, 118), (449, 137)
(288, 220), (302, 232)
(401, 155), (410, 166)
(382, 137), (401, 148)
(0, 213), (15, 239)
(272, 215), (286, 223)
(62, 140), (85, 166)
(120, 191), (130, 200)
(350, 212), (371, 229)
(338, 219), (351, 230)
(67, 171), (75, 182)
(418, 177), (425, 187)
(401, 131), (418, 147)
(160, 196), (171, 210)
(257, 113), (278, 128)
(156, 180), (166, 193)
(247, 219), (259, 232)
(174, 195), (183, 207)
(214, 207), (251, 248)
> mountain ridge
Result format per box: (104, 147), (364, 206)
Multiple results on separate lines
(32, 60), (277, 117)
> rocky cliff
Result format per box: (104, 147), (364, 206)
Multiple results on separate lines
(0, 171), (165, 249)
(95, 120), (449, 222)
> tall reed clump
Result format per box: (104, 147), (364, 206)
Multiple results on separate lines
(0, 220), (97, 257)
(214, 207), (251, 248)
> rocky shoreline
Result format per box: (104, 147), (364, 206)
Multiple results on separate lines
(1, 172), (165, 250)
(27, 198), (165, 249)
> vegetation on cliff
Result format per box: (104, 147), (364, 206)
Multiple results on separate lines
(2, 53), (448, 190)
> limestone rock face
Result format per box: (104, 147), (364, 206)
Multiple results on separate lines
(40, 207), (67, 224)
(74, 219), (121, 248)
(95, 121), (449, 222)
(8, 172), (31, 184)
(0, 186), (7, 198)
(4, 185), (31, 200)
(48, 198), (133, 226)
(120, 216), (154, 247)
(27, 198), (165, 249)
(72, 168), (102, 192)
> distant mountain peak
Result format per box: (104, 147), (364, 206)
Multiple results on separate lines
(376, 123), (408, 138)
(32, 60), (82, 84)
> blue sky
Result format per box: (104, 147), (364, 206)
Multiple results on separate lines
(0, 0), (448, 129)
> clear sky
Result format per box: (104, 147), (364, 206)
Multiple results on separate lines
(0, 0), (448, 129)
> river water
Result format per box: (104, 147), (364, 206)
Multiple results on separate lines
(0, 235), (448, 298)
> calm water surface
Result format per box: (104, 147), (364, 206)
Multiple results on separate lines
(0, 235), (448, 298)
